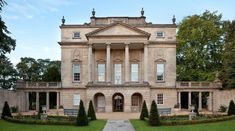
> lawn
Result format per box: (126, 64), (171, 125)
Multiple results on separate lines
(130, 119), (235, 131)
(0, 119), (106, 131)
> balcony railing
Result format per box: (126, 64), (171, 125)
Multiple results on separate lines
(25, 82), (61, 88)
(86, 81), (150, 87)
(176, 81), (222, 88)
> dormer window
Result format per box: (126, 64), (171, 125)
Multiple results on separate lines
(73, 32), (81, 39)
(156, 32), (164, 38)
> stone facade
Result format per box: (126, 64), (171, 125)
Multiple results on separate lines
(10, 11), (235, 113)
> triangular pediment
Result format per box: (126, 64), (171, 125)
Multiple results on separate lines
(86, 22), (150, 39)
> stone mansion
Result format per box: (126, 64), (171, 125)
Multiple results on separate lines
(2, 9), (235, 114)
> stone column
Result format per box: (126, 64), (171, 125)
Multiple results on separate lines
(36, 92), (39, 111)
(208, 92), (213, 111)
(56, 92), (60, 109)
(144, 43), (148, 82)
(178, 91), (181, 109)
(88, 44), (93, 82)
(106, 43), (111, 82)
(125, 43), (130, 83)
(188, 91), (191, 109)
(46, 92), (49, 110)
(199, 92), (202, 111)
(25, 92), (29, 111)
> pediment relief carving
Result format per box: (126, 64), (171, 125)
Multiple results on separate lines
(86, 22), (150, 39)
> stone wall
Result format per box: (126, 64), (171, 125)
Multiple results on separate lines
(213, 89), (235, 111)
(0, 89), (26, 118)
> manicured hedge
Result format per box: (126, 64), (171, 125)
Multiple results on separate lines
(4, 116), (76, 125)
(161, 115), (235, 126)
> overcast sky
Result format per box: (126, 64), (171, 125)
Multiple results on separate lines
(2, 0), (235, 65)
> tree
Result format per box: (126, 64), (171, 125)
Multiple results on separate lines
(16, 57), (41, 81)
(140, 100), (149, 120)
(148, 100), (160, 126)
(87, 100), (96, 121)
(227, 100), (235, 116)
(219, 20), (235, 88)
(0, 0), (16, 58)
(0, 55), (17, 89)
(42, 66), (61, 82)
(0, 0), (17, 89)
(1, 101), (12, 119)
(76, 100), (88, 126)
(177, 11), (224, 81)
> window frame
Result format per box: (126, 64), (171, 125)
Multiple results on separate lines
(97, 63), (106, 82)
(157, 94), (164, 105)
(156, 31), (165, 38)
(73, 94), (80, 106)
(130, 63), (139, 82)
(73, 32), (81, 39)
(72, 63), (81, 82)
(114, 63), (122, 84)
(155, 59), (166, 83)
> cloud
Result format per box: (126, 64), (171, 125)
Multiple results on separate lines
(5, 0), (72, 20)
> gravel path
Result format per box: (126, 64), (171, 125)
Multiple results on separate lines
(103, 120), (135, 131)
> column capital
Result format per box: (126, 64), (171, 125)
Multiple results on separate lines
(106, 42), (111, 45)
(124, 42), (130, 45)
(144, 42), (149, 45)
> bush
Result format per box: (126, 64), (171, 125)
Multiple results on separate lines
(11, 106), (19, 113)
(218, 105), (228, 112)
(1, 101), (12, 119)
(87, 100), (96, 121)
(76, 100), (88, 126)
(228, 100), (235, 116)
(140, 100), (149, 120)
(4, 116), (76, 125)
(148, 100), (160, 126)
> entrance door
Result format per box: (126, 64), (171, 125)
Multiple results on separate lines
(114, 64), (122, 84)
(113, 93), (124, 112)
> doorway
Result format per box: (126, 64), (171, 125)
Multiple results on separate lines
(113, 93), (124, 112)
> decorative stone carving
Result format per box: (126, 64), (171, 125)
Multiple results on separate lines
(73, 49), (81, 62)
(156, 49), (164, 59)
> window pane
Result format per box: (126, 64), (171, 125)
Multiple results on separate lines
(131, 64), (138, 81)
(115, 64), (122, 84)
(157, 94), (163, 104)
(73, 94), (80, 106)
(156, 32), (164, 37)
(73, 64), (80, 81)
(156, 64), (164, 81)
(98, 64), (105, 82)
(74, 32), (80, 38)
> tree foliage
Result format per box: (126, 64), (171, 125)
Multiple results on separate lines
(219, 20), (235, 88)
(148, 100), (160, 126)
(16, 57), (61, 82)
(0, 55), (17, 89)
(76, 100), (88, 126)
(140, 100), (149, 120)
(0, 0), (17, 89)
(87, 100), (96, 121)
(1, 101), (12, 119)
(42, 66), (61, 82)
(0, 0), (16, 57)
(227, 100), (235, 116)
(177, 11), (224, 81)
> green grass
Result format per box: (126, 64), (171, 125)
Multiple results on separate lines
(130, 119), (235, 131)
(0, 119), (106, 131)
